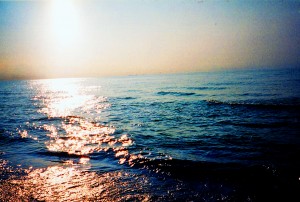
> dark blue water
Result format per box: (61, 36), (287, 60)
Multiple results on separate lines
(1, 68), (300, 201)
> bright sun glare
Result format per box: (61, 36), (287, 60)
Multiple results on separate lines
(49, 0), (83, 50)
(44, 0), (88, 73)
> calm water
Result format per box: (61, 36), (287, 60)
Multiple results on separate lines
(1, 68), (300, 201)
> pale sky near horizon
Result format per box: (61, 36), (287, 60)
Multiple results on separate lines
(0, 0), (300, 80)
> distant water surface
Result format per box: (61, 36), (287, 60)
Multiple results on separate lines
(1, 68), (300, 201)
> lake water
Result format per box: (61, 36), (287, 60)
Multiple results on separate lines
(1, 68), (300, 201)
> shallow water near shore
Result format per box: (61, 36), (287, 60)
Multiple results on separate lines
(1, 68), (300, 201)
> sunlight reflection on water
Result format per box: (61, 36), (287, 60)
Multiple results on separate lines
(27, 79), (138, 164)
(32, 79), (105, 117)
(44, 116), (117, 155)
(0, 165), (152, 201)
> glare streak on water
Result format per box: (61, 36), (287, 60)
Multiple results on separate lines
(1, 68), (300, 201)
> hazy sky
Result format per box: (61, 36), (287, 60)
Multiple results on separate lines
(1, 0), (300, 80)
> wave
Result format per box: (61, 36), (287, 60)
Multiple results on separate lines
(187, 86), (227, 90)
(207, 82), (242, 86)
(30, 116), (64, 122)
(157, 91), (196, 96)
(216, 120), (296, 128)
(30, 115), (84, 122)
(205, 99), (300, 110)
(37, 151), (90, 158)
(0, 129), (32, 143)
(238, 93), (278, 97)
(114, 96), (137, 101)
(120, 97), (136, 100)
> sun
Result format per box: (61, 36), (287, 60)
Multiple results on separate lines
(43, 0), (88, 74)
(49, 0), (83, 50)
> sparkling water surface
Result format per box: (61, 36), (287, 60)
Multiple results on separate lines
(1, 68), (300, 201)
